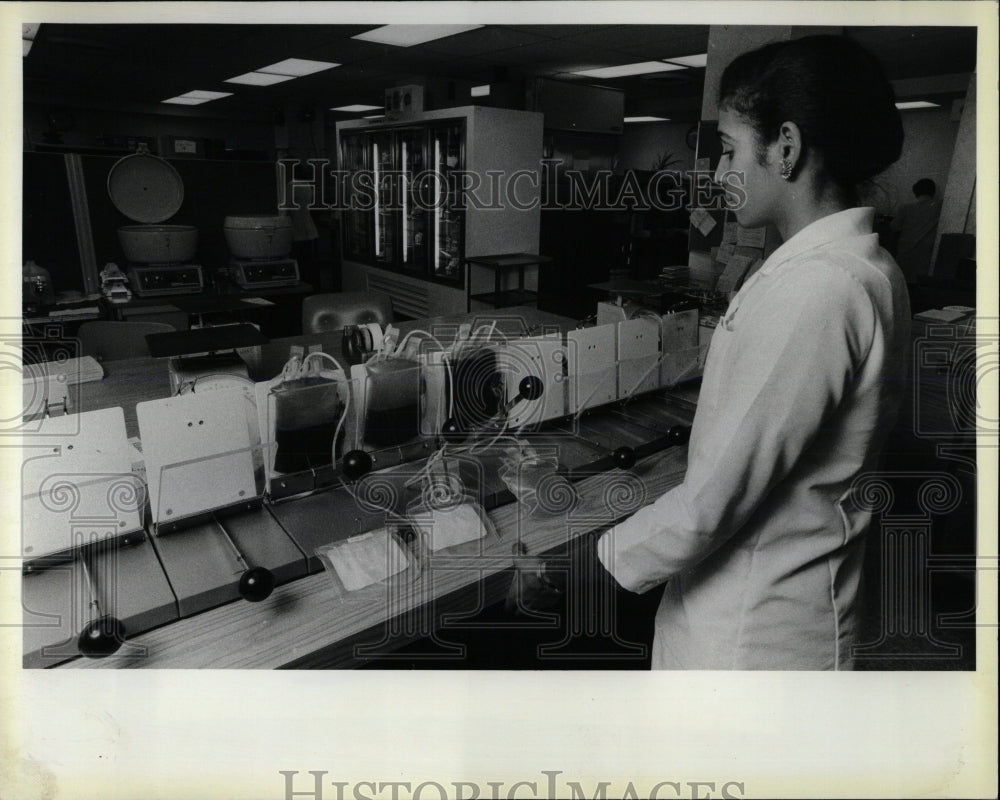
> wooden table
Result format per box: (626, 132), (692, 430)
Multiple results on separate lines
(465, 253), (552, 312)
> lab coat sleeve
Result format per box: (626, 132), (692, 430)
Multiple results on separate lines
(598, 260), (877, 593)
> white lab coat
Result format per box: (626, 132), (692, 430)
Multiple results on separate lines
(598, 208), (911, 669)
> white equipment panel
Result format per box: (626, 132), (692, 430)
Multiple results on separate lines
(659, 308), (704, 388)
(20, 407), (143, 562)
(137, 387), (256, 527)
(566, 324), (617, 414)
(419, 350), (450, 438)
(617, 318), (661, 399)
(499, 334), (568, 427)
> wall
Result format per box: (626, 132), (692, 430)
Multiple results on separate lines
(617, 121), (696, 172)
(937, 72), (977, 252)
(870, 107), (961, 216)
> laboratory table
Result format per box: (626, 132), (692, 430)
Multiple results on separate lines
(29, 307), (694, 668)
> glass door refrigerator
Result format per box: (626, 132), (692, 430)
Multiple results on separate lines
(370, 129), (398, 271)
(338, 118), (474, 287)
(340, 132), (372, 264)
(428, 121), (465, 283)
(398, 127), (428, 277)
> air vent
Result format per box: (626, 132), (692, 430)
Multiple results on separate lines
(366, 273), (430, 319)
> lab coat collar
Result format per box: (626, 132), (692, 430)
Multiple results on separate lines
(760, 207), (876, 276)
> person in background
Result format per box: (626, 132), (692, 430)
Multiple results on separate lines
(282, 162), (322, 290)
(890, 178), (943, 285)
(510, 35), (911, 670)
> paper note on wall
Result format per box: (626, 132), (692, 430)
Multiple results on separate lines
(736, 225), (767, 248)
(690, 208), (717, 237)
(715, 243), (736, 266)
(716, 255), (758, 295)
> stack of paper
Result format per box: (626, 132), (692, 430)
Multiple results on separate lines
(22, 355), (104, 386)
(316, 530), (411, 592)
(660, 265), (690, 284)
(914, 308), (973, 323)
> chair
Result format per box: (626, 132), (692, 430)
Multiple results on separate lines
(78, 321), (176, 362)
(301, 290), (394, 334)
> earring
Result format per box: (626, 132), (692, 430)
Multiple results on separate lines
(780, 158), (793, 180)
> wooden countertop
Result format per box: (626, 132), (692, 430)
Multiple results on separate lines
(63, 446), (688, 669)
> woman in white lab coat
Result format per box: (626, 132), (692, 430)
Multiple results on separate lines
(513, 35), (911, 669)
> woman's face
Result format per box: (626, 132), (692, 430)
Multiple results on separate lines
(714, 107), (783, 229)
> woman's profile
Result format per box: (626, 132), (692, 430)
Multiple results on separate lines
(514, 35), (912, 670)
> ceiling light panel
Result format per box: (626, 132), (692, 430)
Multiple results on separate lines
(181, 90), (233, 101)
(162, 90), (233, 105)
(895, 100), (940, 109)
(470, 84), (490, 97)
(351, 24), (484, 47)
(258, 58), (339, 76)
(571, 61), (685, 79)
(331, 104), (383, 112)
(226, 72), (296, 86)
(624, 116), (670, 123)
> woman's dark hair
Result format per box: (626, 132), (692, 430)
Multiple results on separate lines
(718, 35), (903, 199)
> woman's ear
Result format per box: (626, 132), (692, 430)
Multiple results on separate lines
(777, 121), (804, 171)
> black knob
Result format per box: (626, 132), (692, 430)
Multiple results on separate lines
(341, 449), (373, 481)
(518, 375), (544, 401)
(612, 446), (636, 470)
(668, 425), (691, 446)
(238, 566), (275, 603)
(77, 615), (126, 658)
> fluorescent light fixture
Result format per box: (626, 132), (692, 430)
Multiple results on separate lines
(352, 24), (483, 47)
(23, 39), (33, 57)
(331, 104), (383, 112)
(181, 90), (233, 101)
(571, 61), (685, 79)
(363, 114), (386, 120)
(225, 71), (295, 86)
(162, 90), (233, 105)
(258, 58), (339, 77)
(664, 53), (707, 68)
(895, 100), (940, 109)
(470, 84), (490, 98)
(624, 116), (670, 123)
